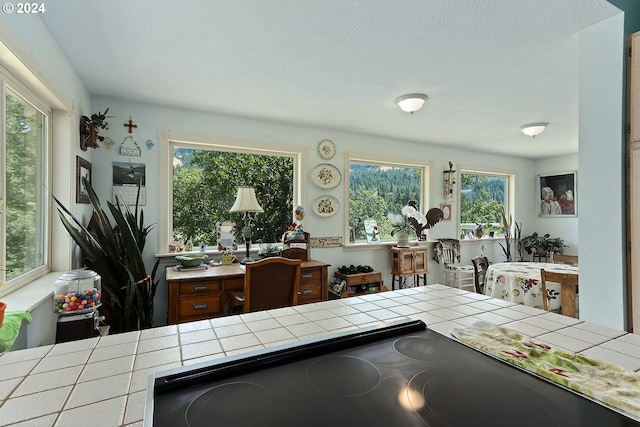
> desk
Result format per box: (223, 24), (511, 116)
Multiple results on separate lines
(166, 259), (330, 324)
(484, 262), (578, 311)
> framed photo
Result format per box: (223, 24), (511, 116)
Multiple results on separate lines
(537, 171), (577, 217)
(363, 219), (380, 243)
(76, 156), (92, 204)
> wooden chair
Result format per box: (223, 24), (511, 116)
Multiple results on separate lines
(471, 256), (490, 294)
(231, 257), (302, 314)
(281, 232), (310, 261)
(549, 252), (578, 266)
(433, 239), (474, 290)
(540, 269), (579, 318)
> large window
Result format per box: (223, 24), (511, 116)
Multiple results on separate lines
(347, 155), (426, 244)
(1, 81), (50, 295)
(459, 171), (510, 238)
(162, 134), (303, 252)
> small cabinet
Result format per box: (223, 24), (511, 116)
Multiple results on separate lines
(333, 271), (386, 298)
(390, 245), (428, 289)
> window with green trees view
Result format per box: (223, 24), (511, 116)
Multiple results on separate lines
(460, 171), (509, 237)
(348, 159), (425, 242)
(1, 83), (49, 294)
(171, 146), (296, 247)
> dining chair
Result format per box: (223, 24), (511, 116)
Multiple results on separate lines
(549, 252), (579, 266)
(433, 239), (475, 290)
(540, 269), (579, 318)
(231, 256), (302, 314)
(471, 256), (490, 294)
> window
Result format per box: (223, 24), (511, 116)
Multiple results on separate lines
(346, 154), (427, 244)
(459, 171), (511, 238)
(1, 80), (50, 295)
(161, 133), (303, 252)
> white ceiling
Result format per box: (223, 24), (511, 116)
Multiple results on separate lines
(39, 0), (621, 159)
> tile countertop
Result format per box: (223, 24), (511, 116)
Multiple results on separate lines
(1, 285), (640, 427)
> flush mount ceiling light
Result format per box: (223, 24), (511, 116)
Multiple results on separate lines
(395, 93), (428, 115)
(520, 123), (548, 138)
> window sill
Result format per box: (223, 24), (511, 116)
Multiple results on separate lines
(343, 240), (435, 251)
(0, 272), (61, 313)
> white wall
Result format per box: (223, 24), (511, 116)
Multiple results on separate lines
(89, 96), (536, 325)
(578, 13), (628, 330)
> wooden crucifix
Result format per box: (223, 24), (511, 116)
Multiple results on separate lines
(124, 117), (137, 134)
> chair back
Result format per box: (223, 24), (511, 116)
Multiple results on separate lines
(549, 252), (578, 266)
(243, 257), (302, 313)
(471, 256), (490, 294)
(434, 239), (462, 265)
(540, 269), (579, 317)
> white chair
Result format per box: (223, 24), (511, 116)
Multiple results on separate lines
(434, 239), (475, 290)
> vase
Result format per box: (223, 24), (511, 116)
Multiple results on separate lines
(396, 230), (410, 247)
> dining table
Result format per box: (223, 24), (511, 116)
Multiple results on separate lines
(484, 262), (579, 312)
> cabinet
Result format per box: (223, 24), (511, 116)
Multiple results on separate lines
(166, 260), (329, 324)
(333, 271), (386, 298)
(390, 245), (428, 289)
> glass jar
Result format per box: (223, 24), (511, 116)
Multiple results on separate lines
(53, 269), (101, 314)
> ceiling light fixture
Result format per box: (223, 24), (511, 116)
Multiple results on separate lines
(395, 93), (428, 115)
(520, 123), (548, 138)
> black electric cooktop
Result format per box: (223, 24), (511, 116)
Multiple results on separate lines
(145, 320), (640, 427)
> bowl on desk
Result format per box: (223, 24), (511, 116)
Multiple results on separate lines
(175, 254), (208, 268)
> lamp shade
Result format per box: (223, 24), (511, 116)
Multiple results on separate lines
(230, 187), (264, 213)
(520, 123), (548, 138)
(395, 94), (428, 114)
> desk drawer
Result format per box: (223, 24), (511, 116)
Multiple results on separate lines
(179, 294), (222, 319)
(298, 281), (321, 303)
(299, 268), (322, 284)
(179, 280), (221, 296)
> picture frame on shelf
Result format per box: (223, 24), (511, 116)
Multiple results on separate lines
(216, 221), (238, 251)
(75, 156), (92, 204)
(537, 171), (577, 217)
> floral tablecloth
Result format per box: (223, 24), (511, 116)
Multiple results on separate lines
(484, 262), (578, 311)
(451, 320), (640, 422)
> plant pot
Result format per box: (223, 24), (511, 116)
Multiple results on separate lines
(396, 230), (410, 247)
(0, 301), (6, 328)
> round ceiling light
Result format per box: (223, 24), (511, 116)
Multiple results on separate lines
(520, 123), (548, 138)
(395, 94), (428, 114)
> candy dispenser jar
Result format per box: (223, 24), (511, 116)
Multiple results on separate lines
(54, 269), (101, 314)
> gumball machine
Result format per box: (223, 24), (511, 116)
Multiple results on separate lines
(53, 269), (104, 343)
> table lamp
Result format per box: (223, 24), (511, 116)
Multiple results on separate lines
(229, 186), (264, 264)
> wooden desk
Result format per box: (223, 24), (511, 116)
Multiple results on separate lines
(166, 259), (330, 324)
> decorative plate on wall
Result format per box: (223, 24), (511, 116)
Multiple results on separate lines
(313, 195), (339, 217)
(311, 164), (341, 189)
(317, 139), (336, 160)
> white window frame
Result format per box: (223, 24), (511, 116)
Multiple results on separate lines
(158, 130), (307, 253)
(344, 151), (429, 247)
(458, 168), (515, 238)
(0, 72), (53, 297)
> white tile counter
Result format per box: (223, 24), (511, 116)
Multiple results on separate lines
(1, 285), (639, 426)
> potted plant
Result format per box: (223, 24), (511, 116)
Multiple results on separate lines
(521, 232), (567, 258)
(54, 177), (159, 334)
(387, 203), (427, 246)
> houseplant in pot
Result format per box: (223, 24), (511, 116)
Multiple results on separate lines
(521, 232), (567, 259)
(54, 177), (159, 334)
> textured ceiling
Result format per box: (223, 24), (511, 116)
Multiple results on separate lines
(38, 0), (620, 159)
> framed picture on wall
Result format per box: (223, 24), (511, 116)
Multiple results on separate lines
(537, 171), (577, 217)
(75, 156), (92, 204)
